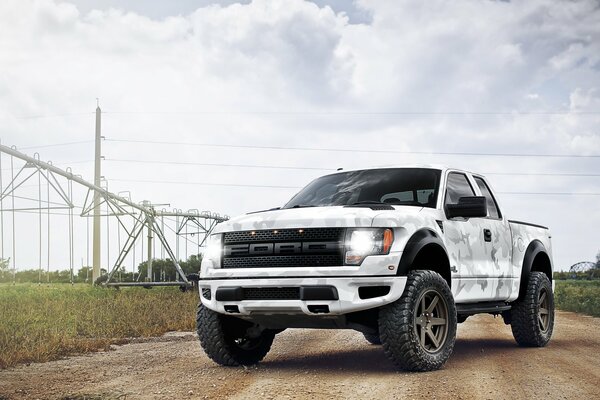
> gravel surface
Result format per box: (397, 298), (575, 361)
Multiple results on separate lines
(1, 311), (599, 399)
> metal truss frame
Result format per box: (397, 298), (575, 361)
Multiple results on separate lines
(0, 143), (228, 288)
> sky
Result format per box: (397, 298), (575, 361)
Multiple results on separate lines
(0, 0), (599, 274)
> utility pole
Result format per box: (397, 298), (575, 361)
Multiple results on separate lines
(92, 101), (102, 283)
(147, 214), (153, 282)
(143, 202), (153, 282)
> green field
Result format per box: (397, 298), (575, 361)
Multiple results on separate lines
(0, 284), (198, 369)
(554, 280), (600, 317)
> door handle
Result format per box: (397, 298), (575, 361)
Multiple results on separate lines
(484, 229), (492, 242)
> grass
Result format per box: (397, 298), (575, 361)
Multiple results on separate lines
(554, 280), (600, 318)
(0, 283), (198, 369)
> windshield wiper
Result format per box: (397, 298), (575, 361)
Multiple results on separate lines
(289, 204), (316, 209)
(350, 201), (389, 205)
(246, 207), (281, 215)
(345, 200), (397, 210)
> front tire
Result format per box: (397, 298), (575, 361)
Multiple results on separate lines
(379, 270), (457, 372)
(510, 272), (554, 347)
(196, 303), (275, 366)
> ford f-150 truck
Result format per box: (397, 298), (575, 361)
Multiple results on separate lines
(196, 166), (554, 371)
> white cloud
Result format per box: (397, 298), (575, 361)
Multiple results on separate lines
(0, 0), (599, 272)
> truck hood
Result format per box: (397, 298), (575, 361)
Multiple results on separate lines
(214, 205), (424, 233)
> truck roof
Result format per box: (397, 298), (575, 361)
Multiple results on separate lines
(331, 164), (476, 176)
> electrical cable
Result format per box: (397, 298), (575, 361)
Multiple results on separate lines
(104, 158), (600, 177)
(109, 178), (600, 195)
(103, 110), (600, 116)
(105, 138), (600, 158)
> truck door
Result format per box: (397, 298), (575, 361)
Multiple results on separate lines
(472, 175), (513, 301)
(442, 172), (494, 303)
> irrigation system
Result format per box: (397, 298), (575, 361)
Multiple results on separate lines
(0, 107), (228, 288)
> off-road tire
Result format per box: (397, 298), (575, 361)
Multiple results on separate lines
(510, 272), (554, 347)
(363, 332), (382, 345)
(379, 270), (457, 372)
(196, 303), (275, 366)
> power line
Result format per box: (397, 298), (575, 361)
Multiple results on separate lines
(483, 172), (600, 177)
(19, 141), (94, 150)
(52, 160), (94, 165)
(111, 178), (301, 189)
(105, 158), (334, 171)
(105, 138), (600, 158)
(104, 158), (600, 177)
(1, 112), (93, 120)
(110, 178), (600, 195)
(103, 110), (600, 116)
(498, 192), (600, 196)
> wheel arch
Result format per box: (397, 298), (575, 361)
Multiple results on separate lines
(519, 240), (552, 299)
(398, 228), (451, 287)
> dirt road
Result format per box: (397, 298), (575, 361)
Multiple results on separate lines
(1, 311), (599, 400)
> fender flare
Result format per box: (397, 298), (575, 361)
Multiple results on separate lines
(397, 228), (450, 278)
(519, 239), (549, 299)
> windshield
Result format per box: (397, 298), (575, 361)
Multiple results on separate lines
(283, 168), (441, 209)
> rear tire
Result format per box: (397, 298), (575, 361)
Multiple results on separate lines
(196, 303), (275, 366)
(510, 272), (554, 347)
(379, 270), (457, 372)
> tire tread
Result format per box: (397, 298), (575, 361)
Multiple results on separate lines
(510, 271), (554, 347)
(196, 303), (274, 366)
(378, 270), (457, 372)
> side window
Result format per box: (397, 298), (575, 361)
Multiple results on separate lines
(444, 173), (475, 206)
(474, 177), (501, 219)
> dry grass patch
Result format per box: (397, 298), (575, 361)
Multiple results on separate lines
(0, 283), (198, 368)
(554, 280), (600, 317)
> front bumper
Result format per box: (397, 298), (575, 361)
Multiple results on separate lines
(198, 275), (408, 316)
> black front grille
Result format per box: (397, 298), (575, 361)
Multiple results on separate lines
(223, 254), (342, 269)
(243, 287), (300, 300)
(224, 228), (345, 243)
(222, 228), (345, 269)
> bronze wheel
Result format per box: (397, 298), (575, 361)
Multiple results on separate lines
(538, 288), (550, 333)
(414, 289), (449, 353)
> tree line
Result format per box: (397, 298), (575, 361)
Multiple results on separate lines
(0, 255), (202, 284)
(554, 250), (600, 280)
(2, 250), (600, 283)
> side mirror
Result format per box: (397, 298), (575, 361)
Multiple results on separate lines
(446, 196), (487, 219)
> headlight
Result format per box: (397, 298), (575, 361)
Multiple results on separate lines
(204, 233), (223, 266)
(345, 228), (393, 265)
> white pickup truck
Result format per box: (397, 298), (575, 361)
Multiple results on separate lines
(197, 166), (554, 371)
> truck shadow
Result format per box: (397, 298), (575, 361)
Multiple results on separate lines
(264, 346), (396, 373)
(263, 337), (543, 374)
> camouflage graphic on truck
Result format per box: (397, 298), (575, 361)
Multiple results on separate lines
(196, 166), (555, 371)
